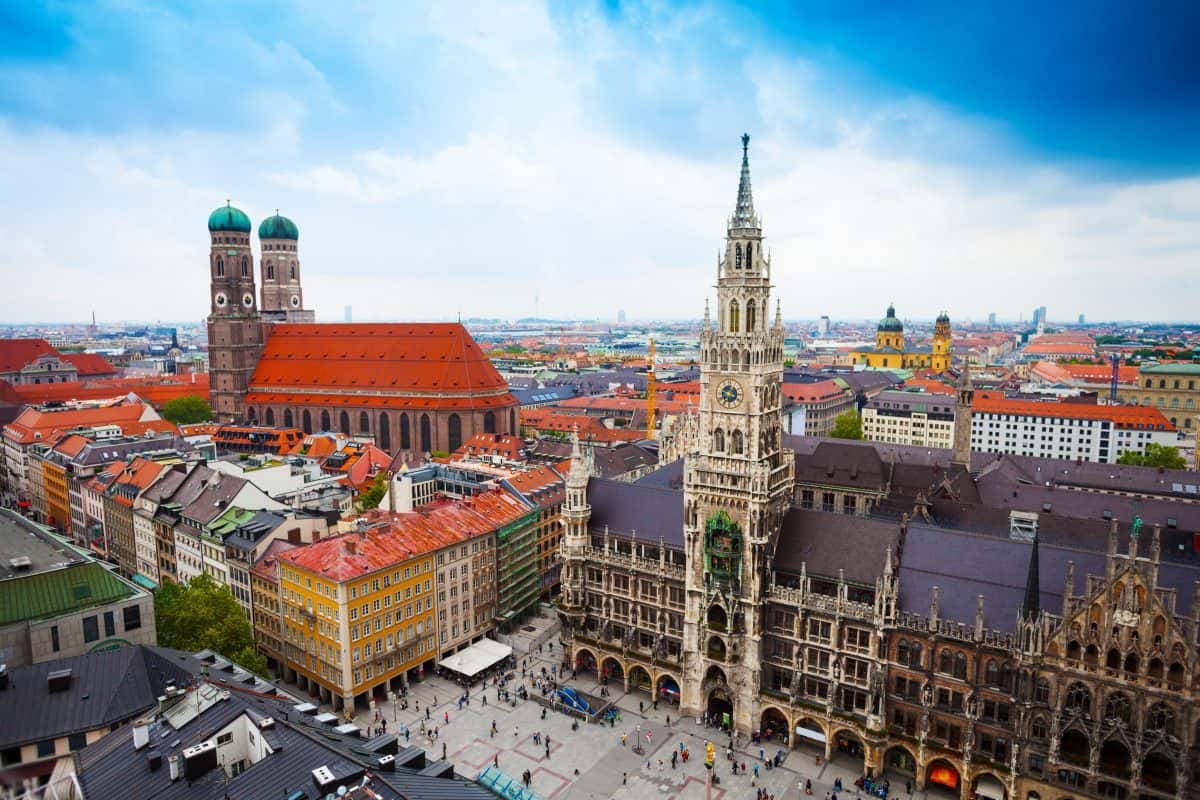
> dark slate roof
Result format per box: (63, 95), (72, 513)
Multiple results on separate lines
(792, 440), (888, 492)
(75, 684), (494, 800)
(591, 441), (657, 478)
(899, 520), (1200, 632)
(0, 646), (193, 750)
(774, 508), (900, 586)
(588, 477), (683, 547)
(635, 457), (684, 490)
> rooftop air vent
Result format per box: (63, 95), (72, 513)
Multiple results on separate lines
(311, 765), (337, 791)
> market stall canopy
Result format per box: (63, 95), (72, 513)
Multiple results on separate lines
(438, 638), (513, 678)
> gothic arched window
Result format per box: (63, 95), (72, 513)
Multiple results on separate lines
(266, 262), (275, 280)
(379, 413), (391, 451)
(320, 410), (330, 431)
(939, 649), (952, 674)
(713, 428), (725, 452)
(1065, 683), (1090, 712)
(290, 262), (296, 280)
(283, 409), (293, 428)
(746, 299), (756, 332)
(359, 411), (370, 434)
(484, 411), (495, 434)
(400, 413), (411, 449)
(1104, 692), (1131, 724)
(953, 652), (967, 679)
(241, 257), (249, 277)
(448, 414), (462, 452)
(908, 643), (921, 669)
(339, 411), (350, 435)
(731, 430), (744, 455)
(746, 242), (753, 265)
(1146, 702), (1174, 735)
(301, 409), (312, 434)
(216, 258), (224, 277)
(729, 300), (740, 333)
(985, 660), (999, 686)
(420, 414), (431, 452)
(265, 408), (275, 426)
(735, 243), (742, 269)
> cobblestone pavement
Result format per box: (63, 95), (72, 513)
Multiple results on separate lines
(278, 622), (937, 800)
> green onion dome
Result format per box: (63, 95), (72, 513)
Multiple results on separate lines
(258, 212), (299, 240)
(208, 202), (252, 233)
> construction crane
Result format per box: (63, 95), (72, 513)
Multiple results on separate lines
(646, 335), (657, 439)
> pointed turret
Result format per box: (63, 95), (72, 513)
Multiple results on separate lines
(1021, 529), (1040, 620)
(730, 133), (759, 230)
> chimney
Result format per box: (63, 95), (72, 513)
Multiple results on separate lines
(344, 539), (357, 556)
(133, 721), (150, 750)
(47, 668), (72, 693)
(168, 754), (180, 782)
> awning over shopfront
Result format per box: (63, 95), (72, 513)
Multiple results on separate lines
(439, 638), (513, 679)
(132, 574), (157, 590)
(795, 724), (826, 743)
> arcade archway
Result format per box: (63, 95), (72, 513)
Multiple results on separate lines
(760, 707), (789, 745)
(600, 657), (623, 686)
(972, 772), (1007, 800)
(656, 673), (680, 706)
(707, 687), (733, 729)
(793, 717), (826, 753)
(884, 745), (916, 777)
(831, 729), (865, 772)
(628, 665), (652, 696)
(926, 759), (960, 797)
(573, 647), (597, 675)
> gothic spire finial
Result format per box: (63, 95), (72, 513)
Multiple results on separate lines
(731, 133), (758, 229)
(1021, 528), (1040, 620)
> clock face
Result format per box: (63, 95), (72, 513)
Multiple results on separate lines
(290, 295), (301, 307)
(242, 293), (254, 308)
(717, 380), (743, 409)
(214, 292), (227, 307)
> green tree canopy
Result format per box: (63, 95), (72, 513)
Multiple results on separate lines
(830, 409), (863, 440)
(155, 573), (268, 676)
(355, 470), (389, 512)
(1116, 443), (1188, 470)
(161, 394), (212, 424)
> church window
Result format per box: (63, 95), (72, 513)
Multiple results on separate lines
(265, 408), (275, 426)
(301, 410), (312, 434)
(729, 300), (740, 333)
(289, 262), (296, 279)
(746, 242), (753, 265)
(484, 411), (495, 434)
(359, 411), (370, 434)
(713, 428), (725, 452)
(510, 409), (516, 435)
(379, 414), (391, 451)
(400, 413), (411, 449)
(241, 257), (249, 277)
(730, 430), (744, 455)
(339, 411), (350, 435)
(448, 414), (462, 452)
(420, 414), (432, 452)
(735, 243), (742, 269)
(216, 258), (224, 277)
(283, 409), (293, 427)
(746, 300), (756, 332)
(266, 262), (275, 280)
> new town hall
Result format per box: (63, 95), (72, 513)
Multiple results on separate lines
(557, 137), (1200, 800)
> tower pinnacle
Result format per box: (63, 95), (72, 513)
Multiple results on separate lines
(731, 133), (758, 229)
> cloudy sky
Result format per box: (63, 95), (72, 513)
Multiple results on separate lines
(1, 1), (1198, 325)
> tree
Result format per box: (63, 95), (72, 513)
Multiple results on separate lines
(1116, 443), (1188, 470)
(161, 394), (212, 424)
(830, 409), (863, 440)
(154, 574), (268, 676)
(355, 470), (389, 512)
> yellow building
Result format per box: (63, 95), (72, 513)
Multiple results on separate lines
(850, 306), (951, 372)
(277, 528), (443, 712)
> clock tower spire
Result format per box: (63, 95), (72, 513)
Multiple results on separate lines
(681, 134), (793, 732)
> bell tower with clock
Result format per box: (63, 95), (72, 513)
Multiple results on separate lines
(680, 134), (793, 732)
(206, 201), (265, 424)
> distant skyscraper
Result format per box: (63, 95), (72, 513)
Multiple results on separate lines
(987, 311), (996, 329)
(1078, 313), (1085, 325)
(1031, 305), (1047, 328)
(817, 315), (830, 337)
(344, 305), (353, 322)
(617, 308), (627, 324)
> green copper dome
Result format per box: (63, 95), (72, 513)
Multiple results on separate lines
(258, 212), (299, 240)
(878, 304), (904, 332)
(208, 202), (252, 233)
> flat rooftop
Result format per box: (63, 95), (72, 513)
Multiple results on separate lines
(0, 508), (84, 580)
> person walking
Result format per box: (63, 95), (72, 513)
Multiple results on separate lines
(444, 711), (449, 724)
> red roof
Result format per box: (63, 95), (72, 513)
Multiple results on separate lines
(782, 379), (850, 403)
(1023, 342), (1095, 357)
(3, 402), (158, 445)
(556, 395), (694, 415)
(246, 324), (516, 411)
(974, 392), (1175, 430)
(61, 353), (117, 376)
(453, 433), (526, 462)
(9, 374), (209, 409)
(0, 339), (57, 373)
(282, 489), (529, 581)
(901, 378), (956, 395)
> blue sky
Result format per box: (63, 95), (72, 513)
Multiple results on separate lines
(1, 1), (1198, 323)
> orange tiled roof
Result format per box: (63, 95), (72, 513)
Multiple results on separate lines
(61, 353), (117, 375)
(0, 339), (57, 373)
(246, 324), (516, 411)
(1023, 342), (1095, 357)
(556, 395), (694, 415)
(453, 433), (527, 462)
(519, 408), (644, 443)
(283, 489), (530, 581)
(52, 433), (90, 458)
(782, 379), (850, 403)
(3, 403), (155, 445)
(974, 392), (1174, 430)
(10, 374), (210, 408)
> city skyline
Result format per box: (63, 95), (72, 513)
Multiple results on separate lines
(2, 2), (1199, 323)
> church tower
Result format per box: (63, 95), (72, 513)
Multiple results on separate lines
(931, 311), (951, 372)
(206, 202), (265, 424)
(681, 134), (793, 732)
(258, 212), (314, 323)
(557, 430), (592, 634)
(952, 364), (974, 467)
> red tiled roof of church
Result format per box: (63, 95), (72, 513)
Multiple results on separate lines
(0, 339), (57, 373)
(62, 353), (117, 375)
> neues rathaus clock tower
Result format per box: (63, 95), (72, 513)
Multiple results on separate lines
(681, 134), (794, 730)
